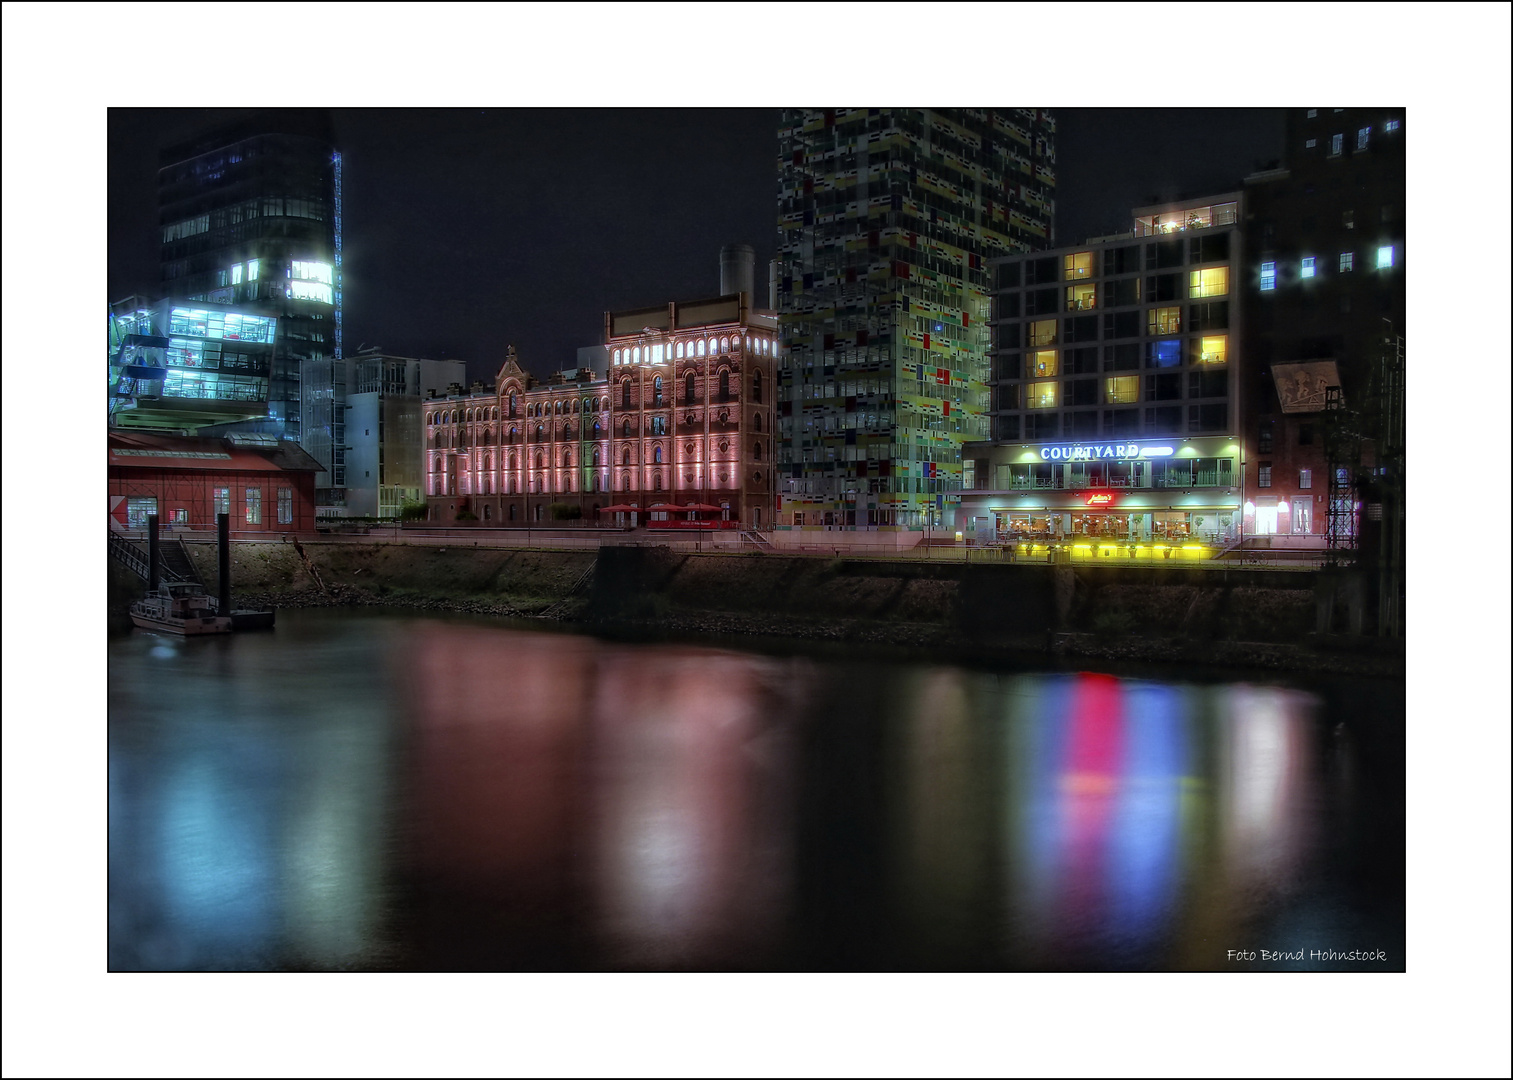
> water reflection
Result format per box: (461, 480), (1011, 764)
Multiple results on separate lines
(108, 611), (1399, 970)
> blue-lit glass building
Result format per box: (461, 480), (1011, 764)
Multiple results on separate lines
(155, 110), (346, 507)
(109, 297), (278, 432)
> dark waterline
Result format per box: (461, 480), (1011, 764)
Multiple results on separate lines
(108, 609), (1405, 971)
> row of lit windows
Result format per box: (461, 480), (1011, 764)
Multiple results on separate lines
(433, 438), (765, 472)
(612, 334), (774, 366)
(168, 307), (277, 344)
(1260, 247), (1394, 290)
(1011, 372), (1227, 410)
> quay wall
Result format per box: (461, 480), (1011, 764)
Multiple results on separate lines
(106, 539), (1395, 675)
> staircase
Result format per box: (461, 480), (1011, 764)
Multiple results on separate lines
(107, 532), (200, 584)
(741, 530), (775, 553)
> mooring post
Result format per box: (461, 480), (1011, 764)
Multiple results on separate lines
(147, 515), (160, 592)
(218, 513), (231, 615)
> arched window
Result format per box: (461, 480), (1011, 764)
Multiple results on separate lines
(754, 442), (763, 461)
(685, 372), (696, 403)
(613, 348), (621, 364)
(719, 369), (730, 400)
(621, 473), (631, 491)
(563, 450), (572, 468)
(653, 375), (663, 406)
(592, 447), (600, 466)
(622, 448), (631, 465)
(675, 341), (684, 358)
(696, 339), (706, 357)
(536, 424), (544, 440)
(633, 346), (641, 363)
(509, 394), (517, 417)
(654, 475), (663, 491)
(535, 452), (544, 469)
(721, 336), (730, 352)
(654, 446), (662, 464)
(509, 452), (516, 470)
(509, 427), (517, 442)
(622, 419), (631, 437)
(754, 413), (762, 433)
(621, 380), (632, 410)
(752, 370), (762, 404)
(492, 407), (499, 420)
(593, 420), (601, 437)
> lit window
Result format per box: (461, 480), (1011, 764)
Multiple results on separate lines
(1376, 245), (1394, 269)
(633, 346), (640, 362)
(1188, 267), (1229, 298)
(675, 341), (684, 358)
(1299, 469), (1312, 490)
(697, 339), (706, 356)
(1106, 376), (1138, 404)
(278, 488), (293, 524)
(248, 259), (259, 281)
(1340, 252), (1354, 272)
(1260, 262), (1276, 291)
(1330, 134), (1342, 155)
(1257, 466), (1272, 489)
(1383, 119), (1400, 133)
(1356, 126), (1370, 150)
(1062, 251), (1093, 279)
(1029, 350), (1058, 377)
(291, 260), (333, 284)
(245, 488), (262, 524)
(1306, 109), (1318, 118)
(214, 488), (230, 517)
(1066, 283), (1096, 310)
(231, 263), (244, 285)
(1028, 319), (1057, 346)
(1342, 209), (1354, 229)
(1305, 138), (1317, 149)
(1300, 257), (1316, 279)
(290, 280), (333, 304)
(1199, 335), (1228, 364)
(1025, 381), (1058, 409)
(1148, 306), (1181, 335)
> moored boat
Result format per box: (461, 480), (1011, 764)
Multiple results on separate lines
(129, 582), (233, 635)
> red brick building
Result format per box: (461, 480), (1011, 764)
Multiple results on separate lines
(109, 431), (322, 534)
(425, 293), (778, 529)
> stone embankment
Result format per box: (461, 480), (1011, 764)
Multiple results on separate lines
(107, 538), (1401, 677)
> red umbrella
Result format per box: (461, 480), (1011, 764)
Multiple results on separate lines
(597, 504), (640, 513)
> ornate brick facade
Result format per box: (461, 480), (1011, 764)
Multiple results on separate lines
(425, 296), (778, 529)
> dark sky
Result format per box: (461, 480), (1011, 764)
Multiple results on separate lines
(108, 108), (1284, 386)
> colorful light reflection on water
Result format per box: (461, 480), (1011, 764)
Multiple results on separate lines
(108, 610), (1403, 971)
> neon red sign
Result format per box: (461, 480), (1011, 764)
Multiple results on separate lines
(1085, 493), (1115, 506)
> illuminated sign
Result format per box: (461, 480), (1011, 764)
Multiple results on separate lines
(1085, 493), (1114, 506)
(1039, 443), (1140, 461)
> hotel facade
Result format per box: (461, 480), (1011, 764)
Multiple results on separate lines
(959, 194), (1246, 548)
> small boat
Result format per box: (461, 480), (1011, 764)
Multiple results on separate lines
(130, 581), (233, 636)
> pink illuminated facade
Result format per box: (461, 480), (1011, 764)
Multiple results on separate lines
(424, 293), (778, 528)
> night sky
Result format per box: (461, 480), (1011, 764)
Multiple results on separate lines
(107, 107), (1284, 386)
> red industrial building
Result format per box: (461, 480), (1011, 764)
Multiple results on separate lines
(109, 431), (322, 535)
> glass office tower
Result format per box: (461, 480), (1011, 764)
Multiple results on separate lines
(775, 109), (1055, 529)
(157, 110), (346, 507)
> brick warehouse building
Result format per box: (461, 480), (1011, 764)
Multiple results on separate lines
(109, 430), (322, 534)
(424, 292), (778, 528)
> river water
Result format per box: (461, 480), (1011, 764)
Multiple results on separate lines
(108, 609), (1405, 971)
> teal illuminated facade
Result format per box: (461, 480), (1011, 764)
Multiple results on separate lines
(109, 298), (278, 432)
(775, 108), (1055, 529)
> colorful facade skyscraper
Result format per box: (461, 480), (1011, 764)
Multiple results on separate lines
(775, 108), (1055, 529)
(155, 110), (346, 509)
